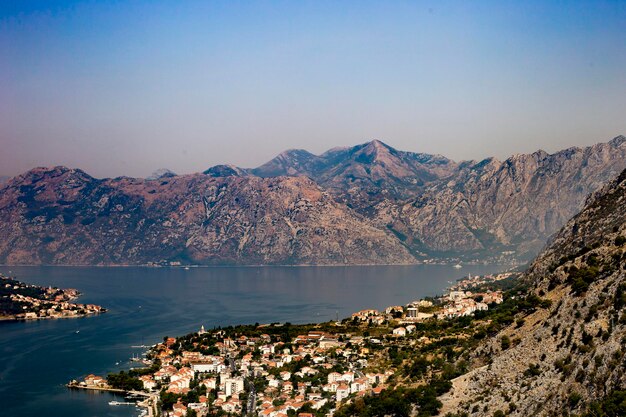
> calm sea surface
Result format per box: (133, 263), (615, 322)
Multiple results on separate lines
(0, 265), (508, 416)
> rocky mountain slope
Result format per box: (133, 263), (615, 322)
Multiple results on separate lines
(440, 168), (626, 415)
(376, 136), (626, 260)
(253, 140), (458, 207)
(252, 136), (626, 260)
(0, 167), (413, 265)
(0, 136), (624, 265)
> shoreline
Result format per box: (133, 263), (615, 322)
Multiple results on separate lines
(67, 271), (513, 416)
(0, 311), (105, 322)
(0, 261), (516, 268)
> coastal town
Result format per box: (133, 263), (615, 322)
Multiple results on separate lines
(0, 275), (106, 320)
(71, 272), (518, 417)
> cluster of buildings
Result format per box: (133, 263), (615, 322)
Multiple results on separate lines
(350, 274), (507, 323)
(8, 293), (105, 319)
(99, 326), (395, 417)
(449, 272), (514, 292)
(1, 276), (105, 320)
(73, 271), (511, 416)
(437, 287), (504, 319)
(350, 299), (435, 327)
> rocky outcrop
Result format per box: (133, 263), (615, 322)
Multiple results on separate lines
(440, 168), (626, 415)
(0, 167), (414, 265)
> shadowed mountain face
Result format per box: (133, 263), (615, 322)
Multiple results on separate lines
(440, 167), (626, 415)
(0, 136), (625, 265)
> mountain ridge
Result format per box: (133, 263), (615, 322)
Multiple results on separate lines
(0, 135), (624, 265)
(0, 168), (414, 265)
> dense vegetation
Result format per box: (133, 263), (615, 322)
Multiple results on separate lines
(106, 371), (143, 391)
(335, 382), (451, 417)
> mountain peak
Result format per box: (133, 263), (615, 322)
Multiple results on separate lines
(363, 139), (396, 153)
(146, 168), (177, 180)
(277, 148), (315, 158)
(252, 148), (320, 178)
(609, 134), (626, 146)
(203, 164), (248, 177)
(354, 140), (399, 163)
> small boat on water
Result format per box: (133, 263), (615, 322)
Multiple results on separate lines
(453, 264), (462, 269)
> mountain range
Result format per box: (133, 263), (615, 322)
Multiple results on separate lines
(0, 135), (624, 265)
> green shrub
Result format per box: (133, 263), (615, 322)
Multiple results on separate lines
(524, 363), (542, 377)
(569, 392), (582, 407)
(500, 335), (511, 350)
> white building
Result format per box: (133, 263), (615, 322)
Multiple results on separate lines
(222, 377), (244, 397)
(392, 327), (407, 337)
(336, 384), (350, 402)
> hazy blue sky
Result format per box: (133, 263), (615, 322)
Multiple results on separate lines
(1, 0), (625, 178)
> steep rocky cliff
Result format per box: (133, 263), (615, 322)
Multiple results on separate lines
(440, 168), (626, 415)
(0, 167), (414, 265)
(377, 136), (626, 260)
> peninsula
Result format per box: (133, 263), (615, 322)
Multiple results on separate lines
(0, 274), (106, 320)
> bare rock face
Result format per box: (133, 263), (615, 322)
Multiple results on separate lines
(0, 167), (413, 265)
(185, 176), (414, 265)
(440, 168), (626, 416)
(376, 136), (626, 260)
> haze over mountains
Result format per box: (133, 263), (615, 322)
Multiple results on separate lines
(0, 136), (624, 265)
